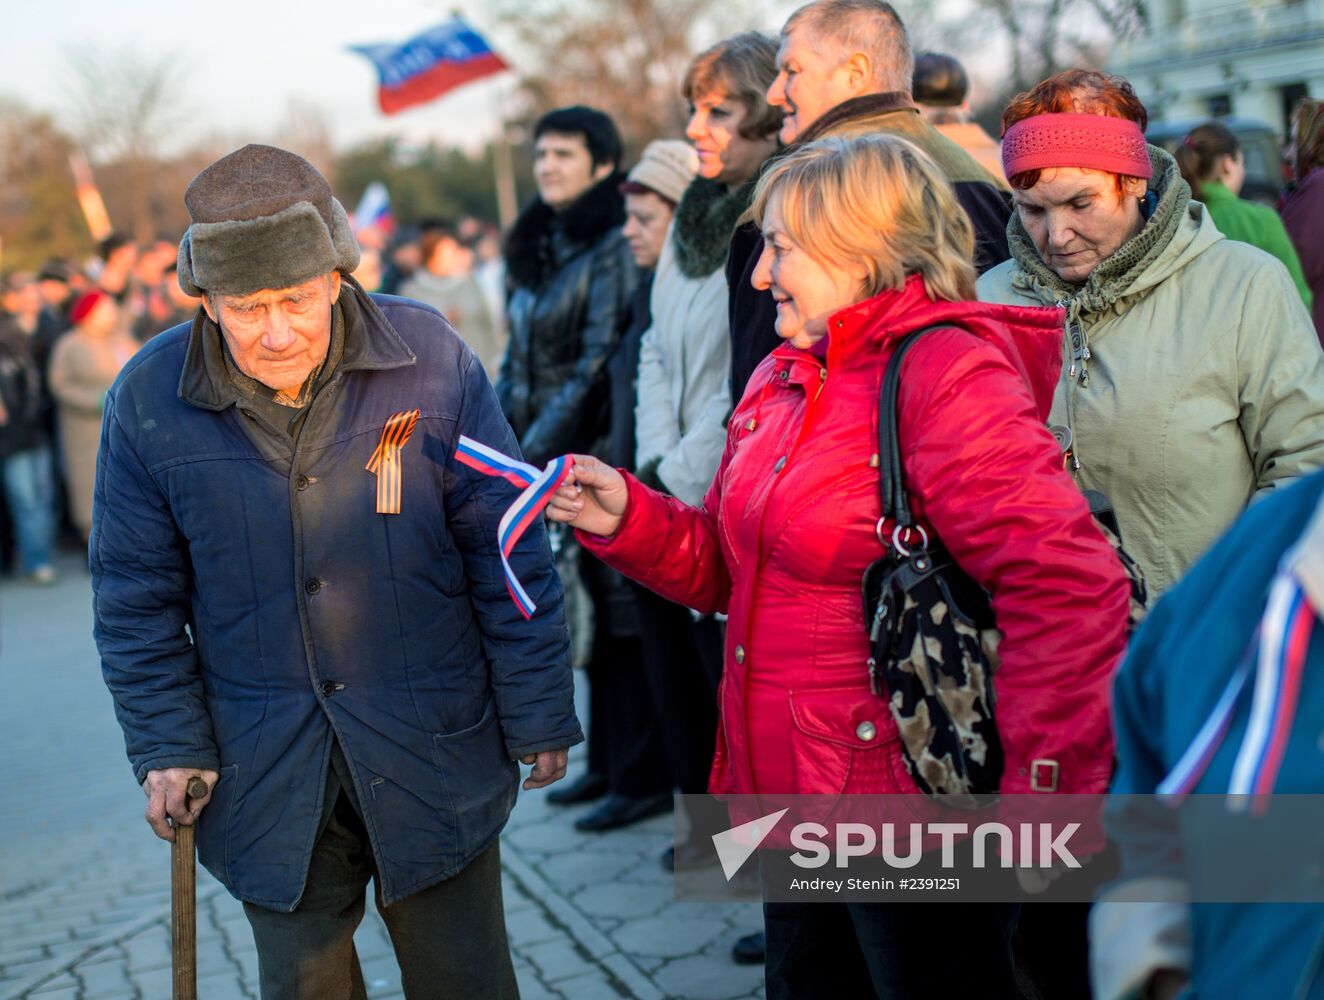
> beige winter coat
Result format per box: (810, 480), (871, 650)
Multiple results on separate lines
(634, 221), (731, 506)
(978, 152), (1324, 595)
(49, 328), (138, 534)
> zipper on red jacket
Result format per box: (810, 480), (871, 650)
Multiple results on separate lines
(749, 353), (828, 574)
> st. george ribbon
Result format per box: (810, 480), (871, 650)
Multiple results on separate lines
(454, 436), (575, 619)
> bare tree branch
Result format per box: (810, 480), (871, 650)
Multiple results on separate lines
(489, 0), (761, 151)
(60, 45), (192, 241)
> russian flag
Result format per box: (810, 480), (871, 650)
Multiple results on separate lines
(350, 19), (508, 116)
(351, 181), (393, 235)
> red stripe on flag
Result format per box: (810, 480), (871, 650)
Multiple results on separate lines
(379, 51), (507, 115)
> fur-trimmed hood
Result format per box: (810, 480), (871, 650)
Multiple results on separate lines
(672, 177), (758, 279)
(504, 174), (626, 289)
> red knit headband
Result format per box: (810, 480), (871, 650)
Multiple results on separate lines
(1001, 112), (1152, 181)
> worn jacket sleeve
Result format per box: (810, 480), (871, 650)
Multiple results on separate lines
(445, 351), (582, 760)
(900, 329), (1131, 795)
(657, 283), (733, 507)
(1237, 262), (1324, 495)
(634, 228), (681, 473)
(1281, 190), (1324, 324)
(633, 318), (678, 469)
(1253, 207), (1313, 308)
(519, 234), (638, 464)
(91, 389), (218, 784)
(658, 374), (731, 508)
(493, 306), (517, 421)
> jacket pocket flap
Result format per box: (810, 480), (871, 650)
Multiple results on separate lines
(789, 687), (896, 750)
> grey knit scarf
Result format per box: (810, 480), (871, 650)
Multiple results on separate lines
(671, 177), (758, 279)
(1008, 146), (1191, 318)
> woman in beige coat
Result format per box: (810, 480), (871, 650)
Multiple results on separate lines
(978, 70), (1324, 599)
(977, 68), (1324, 1000)
(49, 290), (137, 540)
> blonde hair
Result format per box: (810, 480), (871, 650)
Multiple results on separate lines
(750, 133), (976, 303)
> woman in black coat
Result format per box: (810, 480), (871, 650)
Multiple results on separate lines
(496, 107), (638, 467)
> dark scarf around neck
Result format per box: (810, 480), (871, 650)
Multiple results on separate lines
(504, 173), (625, 289)
(671, 177), (758, 279)
(1007, 145), (1191, 317)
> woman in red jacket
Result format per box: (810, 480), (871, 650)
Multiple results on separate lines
(549, 133), (1131, 998)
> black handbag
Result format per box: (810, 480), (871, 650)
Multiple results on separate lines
(861, 326), (1004, 803)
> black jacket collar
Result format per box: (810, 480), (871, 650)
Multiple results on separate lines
(504, 173), (625, 289)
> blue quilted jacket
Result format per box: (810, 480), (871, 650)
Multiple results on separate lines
(1097, 469), (1324, 999)
(91, 283), (581, 911)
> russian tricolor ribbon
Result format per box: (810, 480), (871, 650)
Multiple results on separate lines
(454, 435), (575, 619)
(1158, 570), (1314, 814)
(365, 409), (420, 514)
(1227, 571), (1313, 812)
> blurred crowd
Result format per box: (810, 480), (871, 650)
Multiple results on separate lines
(0, 238), (198, 581)
(355, 216), (507, 375)
(0, 216), (509, 583)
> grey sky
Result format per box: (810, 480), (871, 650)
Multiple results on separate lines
(2, 1), (1009, 157)
(0, 0), (515, 152)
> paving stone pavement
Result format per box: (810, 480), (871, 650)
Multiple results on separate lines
(0, 555), (764, 999)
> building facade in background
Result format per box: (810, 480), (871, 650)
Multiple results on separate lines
(1110, 0), (1324, 134)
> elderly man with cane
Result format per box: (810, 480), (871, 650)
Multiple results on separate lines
(92, 144), (581, 1000)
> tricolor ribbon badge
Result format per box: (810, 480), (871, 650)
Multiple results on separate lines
(1157, 569), (1313, 815)
(365, 409), (421, 514)
(454, 435), (574, 619)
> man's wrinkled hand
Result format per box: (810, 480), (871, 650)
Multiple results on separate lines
(142, 767), (220, 843)
(520, 750), (569, 790)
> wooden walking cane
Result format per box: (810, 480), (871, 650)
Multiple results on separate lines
(172, 776), (210, 1000)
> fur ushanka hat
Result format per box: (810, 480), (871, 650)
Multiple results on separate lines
(177, 144), (360, 297)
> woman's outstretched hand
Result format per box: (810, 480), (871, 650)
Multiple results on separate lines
(545, 455), (628, 537)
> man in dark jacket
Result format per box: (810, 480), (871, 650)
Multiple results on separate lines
(0, 274), (57, 583)
(495, 106), (638, 467)
(726, 0), (1013, 400)
(92, 145), (580, 1000)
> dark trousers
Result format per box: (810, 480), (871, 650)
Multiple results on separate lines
(762, 898), (1020, 999)
(579, 554), (670, 796)
(1013, 902), (1093, 999)
(1012, 852), (1117, 999)
(632, 584), (721, 793)
(584, 633), (671, 795)
(243, 780), (517, 1000)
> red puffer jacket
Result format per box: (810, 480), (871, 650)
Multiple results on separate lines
(580, 275), (1130, 797)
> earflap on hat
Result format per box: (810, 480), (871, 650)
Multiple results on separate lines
(327, 197), (361, 276)
(177, 232), (202, 297)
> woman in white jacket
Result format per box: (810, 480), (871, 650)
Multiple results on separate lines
(633, 31), (781, 872)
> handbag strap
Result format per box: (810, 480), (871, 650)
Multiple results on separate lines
(877, 325), (966, 531)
